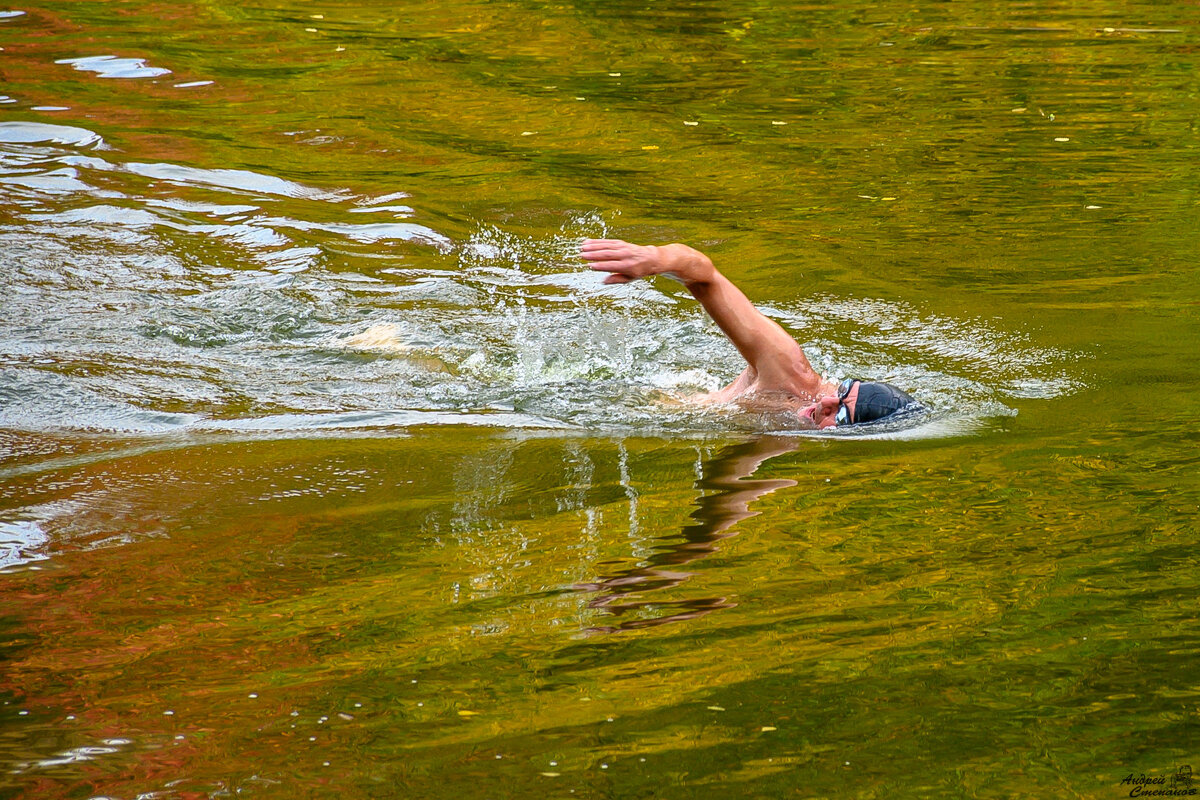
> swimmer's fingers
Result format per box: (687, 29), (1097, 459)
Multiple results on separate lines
(580, 238), (632, 252)
(580, 239), (649, 264)
(581, 239), (661, 284)
(588, 262), (638, 281)
(588, 261), (644, 283)
(579, 244), (635, 264)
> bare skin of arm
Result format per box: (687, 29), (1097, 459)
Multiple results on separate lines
(580, 239), (833, 401)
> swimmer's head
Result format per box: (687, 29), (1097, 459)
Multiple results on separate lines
(800, 379), (920, 429)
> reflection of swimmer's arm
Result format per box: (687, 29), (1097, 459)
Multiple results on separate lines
(581, 239), (823, 397)
(680, 436), (799, 548)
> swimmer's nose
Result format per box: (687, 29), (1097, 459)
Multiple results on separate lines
(815, 395), (841, 427)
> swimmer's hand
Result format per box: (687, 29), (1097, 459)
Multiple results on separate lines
(580, 239), (714, 286)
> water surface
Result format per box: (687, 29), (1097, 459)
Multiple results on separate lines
(2, 1), (1198, 797)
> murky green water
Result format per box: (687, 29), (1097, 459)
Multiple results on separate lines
(2, 1), (1199, 797)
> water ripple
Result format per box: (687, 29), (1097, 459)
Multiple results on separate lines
(0, 121), (105, 148)
(55, 55), (171, 79)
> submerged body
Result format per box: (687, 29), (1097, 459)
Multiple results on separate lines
(579, 239), (917, 429)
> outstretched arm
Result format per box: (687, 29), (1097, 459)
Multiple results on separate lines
(580, 239), (824, 396)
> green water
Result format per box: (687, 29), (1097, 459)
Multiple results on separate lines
(2, 1), (1199, 797)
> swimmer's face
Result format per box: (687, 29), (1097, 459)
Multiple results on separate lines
(799, 379), (859, 429)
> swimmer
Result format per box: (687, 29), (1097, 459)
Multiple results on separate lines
(580, 238), (919, 429)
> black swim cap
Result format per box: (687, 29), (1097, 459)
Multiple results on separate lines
(850, 381), (919, 424)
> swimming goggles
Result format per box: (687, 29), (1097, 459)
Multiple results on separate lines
(835, 378), (858, 426)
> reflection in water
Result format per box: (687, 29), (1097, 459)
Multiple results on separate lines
(576, 435), (798, 633)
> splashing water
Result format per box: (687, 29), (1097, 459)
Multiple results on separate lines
(0, 122), (1077, 441)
